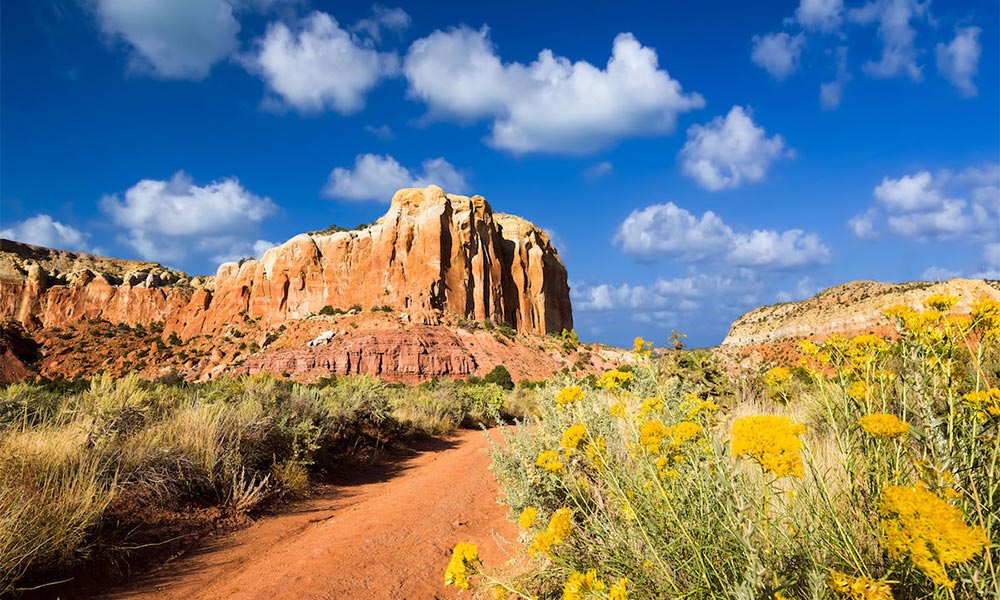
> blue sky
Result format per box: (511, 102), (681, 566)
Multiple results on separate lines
(1, 0), (998, 348)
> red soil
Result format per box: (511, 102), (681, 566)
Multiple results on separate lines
(94, 428), (520, 600)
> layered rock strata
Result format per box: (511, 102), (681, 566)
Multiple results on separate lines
(167, 186), (571, 338)
(0, 186), (575, 382)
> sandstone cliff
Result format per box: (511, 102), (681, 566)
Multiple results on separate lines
(0, 239), (201, 330)
(166, 186), (571, 338)
(722, 278), (1000, 347)
(0, 186), (576, 383)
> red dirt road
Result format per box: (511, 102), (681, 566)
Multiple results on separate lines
(97, 429), (520, 600)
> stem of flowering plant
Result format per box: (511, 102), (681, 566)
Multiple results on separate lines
(594, 441), (683, 590)
(804, 446), (867, 573)
(967, 477), (998, 595)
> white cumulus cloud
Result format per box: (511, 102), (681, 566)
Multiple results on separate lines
(92, 0), (240, 80)
(353, 5), (411, 44)
(679, 106), (792, 191)
(584, 161), (614, 179)
(573, 274), (752, 312)
(614, 202), (830, 269)
(850, 163), (1000, 243)
(248, 11), (399, 114)
(323, 154), (469, 202)
(820, 46), (851, 109)
(795, 0), (844, 32)
(403, 27), (704, 154)
(848, 0), (929, 81)
(751, 32), (805, 80)
(100, 171), (278, 266)
(1, 214), (93, 253)
(936, 26), (982, 98)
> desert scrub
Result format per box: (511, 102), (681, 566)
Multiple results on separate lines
(467, 305), (998, 599)
(0, 372), (524, 594)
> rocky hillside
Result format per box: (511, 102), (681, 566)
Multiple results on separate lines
(719, 278), (1000, 370)
(0, 186), (587, 383)
(723, 278), (1000, 347)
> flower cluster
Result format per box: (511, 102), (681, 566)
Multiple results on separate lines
(637, 396), (663, 418)
(763, 366), (791, 387)
(562, 569), (604, 600)
(561, 424), (587, 454)
(536, 450), (564, 473)
(444, 542), (479, 589)
(731, 415), (806, 479)
(556, 385), (586, 409)
(639, 419), (669, 455)
(527, 507), (572, 557)
(826, 570), (894, 600)
(858, 413), (910, 438)
(878, 485), (988, 587)
(597, 369), (634, 390)
(971, 297), (1000, 340)
(518, 506), (538, 530)
(632, 336), (653, 357)
(962, 387), (1000, 421)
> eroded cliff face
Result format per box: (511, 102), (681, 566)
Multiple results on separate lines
(0, 186), (576, 383)
(0, 240), (199, 330)
(167, 186), (572, 338)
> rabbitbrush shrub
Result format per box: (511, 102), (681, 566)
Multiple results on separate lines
(452, 296), (999, 600)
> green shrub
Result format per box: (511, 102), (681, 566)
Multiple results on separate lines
(482, 365), (515, 391)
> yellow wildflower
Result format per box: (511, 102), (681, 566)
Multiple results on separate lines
(858, 413), (909, 438)
(528, 507), (572, 557)
(536, 450), (564, 473)
(668, 421), (702, 447)
(491, 584), (508, 600)
(639, 419), (669, 454)
(444, 541), (479, 589)
(963, 387), (1000, 420)
(632, 336), (653, 357)
(879, 485), (988, 587)
(971, 297), (1000, 339)
(923, 293), (960, 312)
(563, 569), (605, 600)
(519, 506), (538, 530)
(848, 333), (889, 355)
(655, 455), (680, 479)
(556, 385), (586, 409)
(597, 369), (634, 390)
(799, 339), (821, 356)
(826, 570), (893, 600)
(561, 424), (587, 454)
(847, 380), (869, 401)
(638, 396), (664, 418)
(609, 577), (629, 600)
(763, 366), (791, 387)
(684, 394), (719, 418)
(731, 415), (806, 479)
(609, 401), (627, 418)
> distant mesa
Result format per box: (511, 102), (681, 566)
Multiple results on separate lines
(0, 186), (587, 383)
(721, 277), (1000, 368)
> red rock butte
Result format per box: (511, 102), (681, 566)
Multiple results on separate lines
(0, 186), (584, 383)
(172, 185), (572, 338)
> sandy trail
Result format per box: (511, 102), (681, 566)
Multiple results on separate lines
(96, 428), (519, 600)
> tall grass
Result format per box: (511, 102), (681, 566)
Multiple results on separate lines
(0, 372), (540, 595)
(452, 295), (999, 599)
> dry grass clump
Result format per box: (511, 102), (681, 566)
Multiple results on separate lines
(456, 296), (999, 599)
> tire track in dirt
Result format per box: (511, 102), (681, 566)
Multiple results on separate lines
(96, 429), (519, 600)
